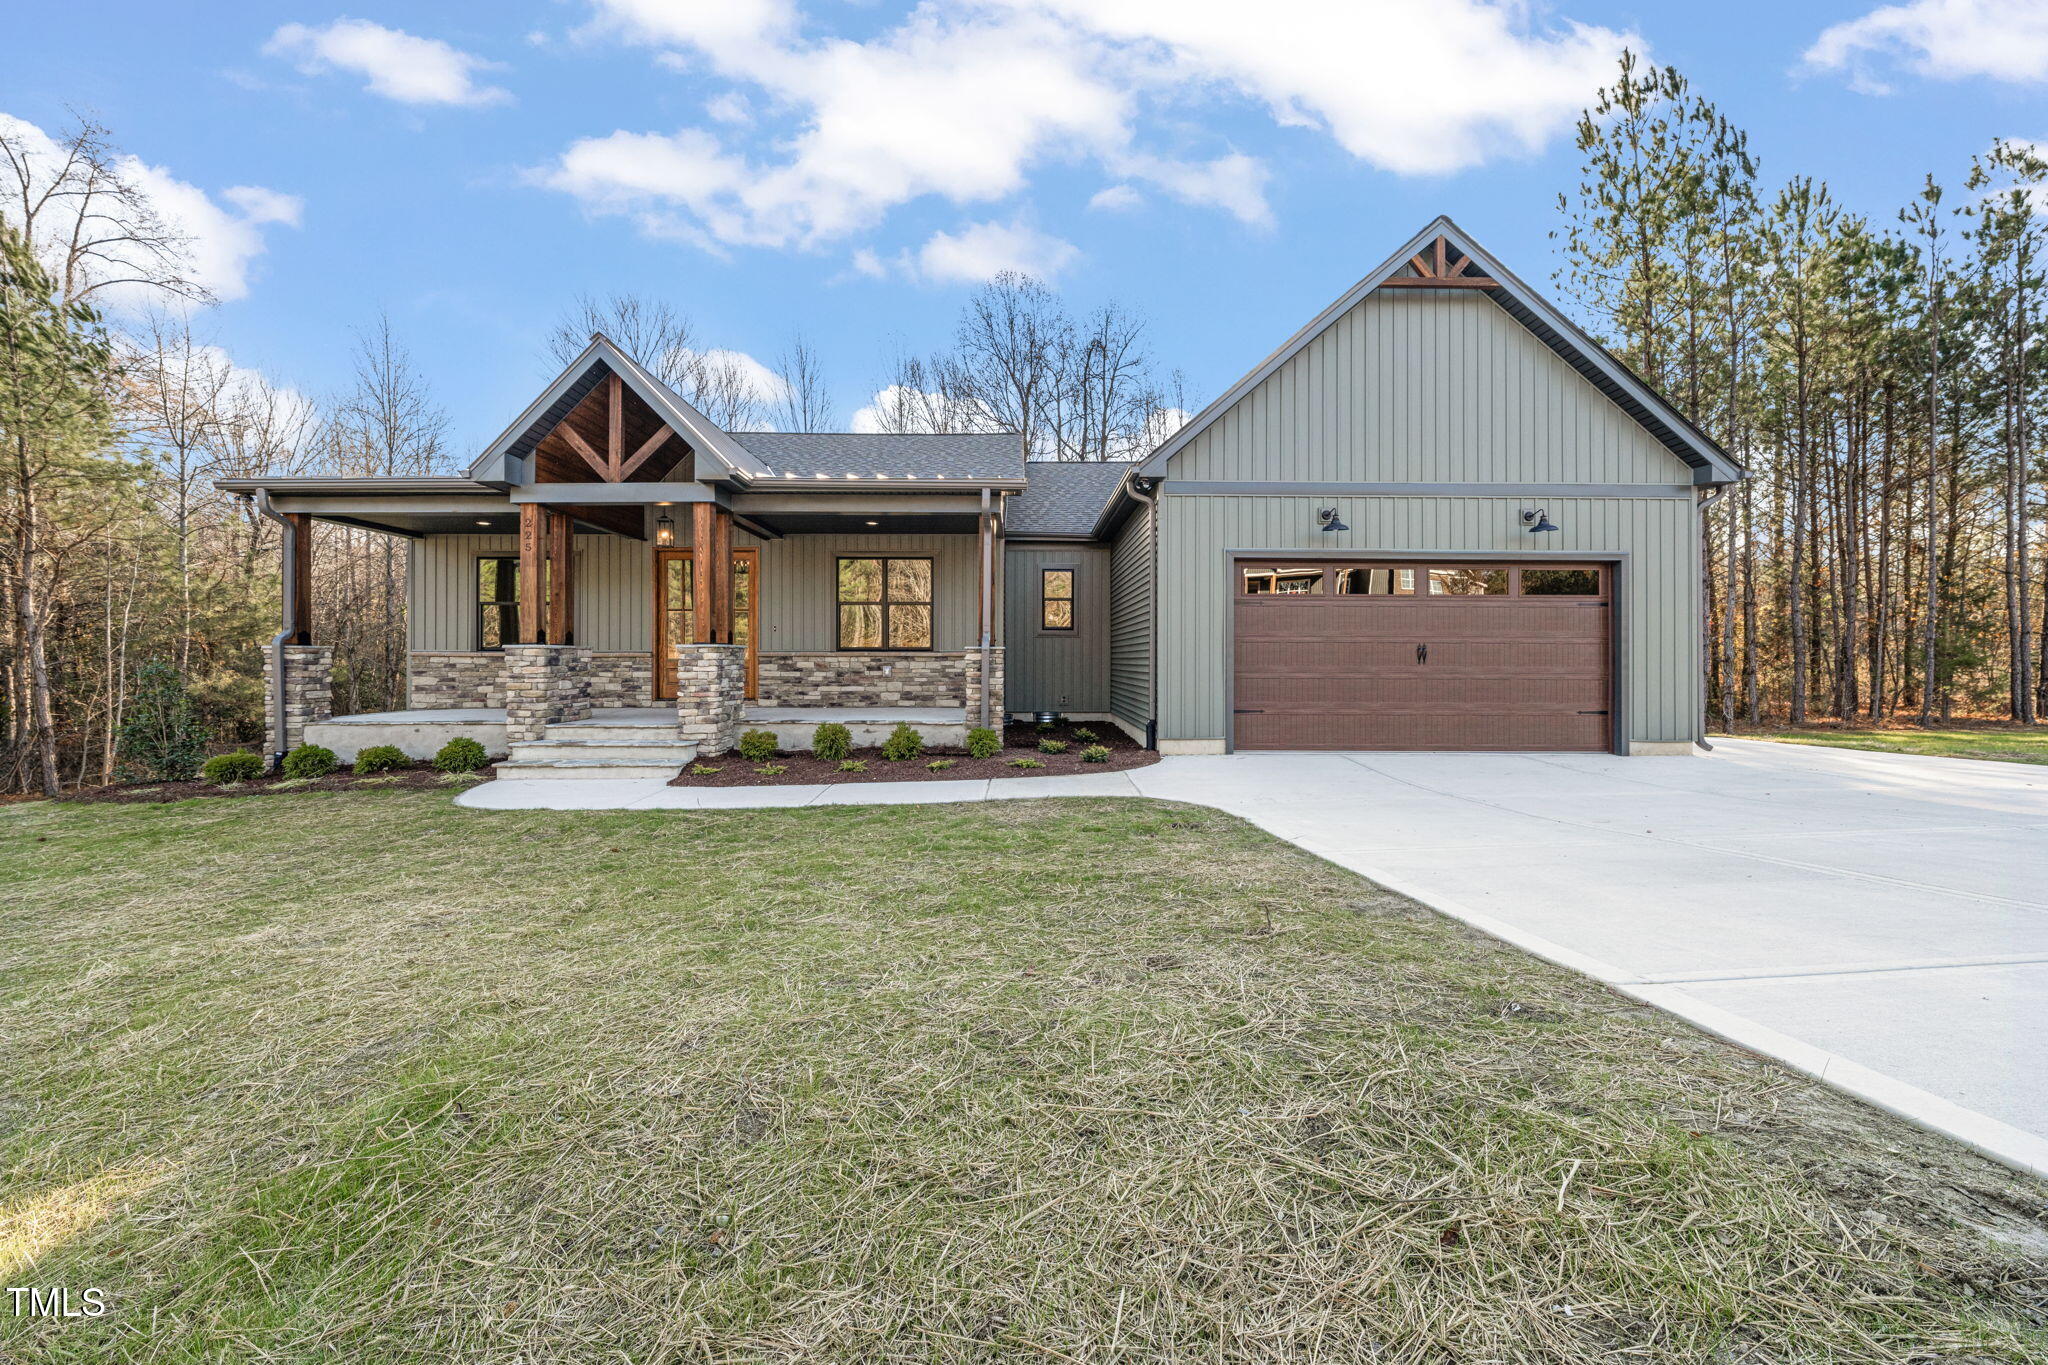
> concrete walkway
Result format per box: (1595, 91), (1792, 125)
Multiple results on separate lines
(458, 740), (2048, 1177)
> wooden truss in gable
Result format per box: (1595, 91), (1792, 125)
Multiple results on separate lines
(1377, 235), (1499, 290)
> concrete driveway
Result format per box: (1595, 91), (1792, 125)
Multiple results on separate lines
(461, 738), (2048, 1173)
(1123, 739), (2048, 1175)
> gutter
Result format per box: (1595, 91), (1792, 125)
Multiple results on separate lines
(979, 487), (994, 730)
(252, 490), (298, 770)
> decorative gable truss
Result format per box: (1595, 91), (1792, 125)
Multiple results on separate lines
(1377, 235), (1500, 291)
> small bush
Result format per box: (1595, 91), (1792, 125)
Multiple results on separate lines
(1073, 726), (1099, 743)
(433, 737), (490, 773)
(353, 744), (409, 775)
(838, 759), (867, 773)
(201, 751), (264, 784)
(755, 763), (788, 777)
(1038, 738), (1069, 754)
(118, 661), (210, 782)
(881, 722), (925, 761)
(926, 758), (957, 772)
(690, 764), (723, 776)
(281, 744), (338, 780)
(737, 729), (780, 762)
(1007, 757), (1045, 769)
(1080, 744), (1111, 763)
(813, 722), (853, 762)
(965, 726), (1002, 759)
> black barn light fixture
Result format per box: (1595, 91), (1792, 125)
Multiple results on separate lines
(1521, 508), (1560, 534)
(1317, 506), (1350, 533)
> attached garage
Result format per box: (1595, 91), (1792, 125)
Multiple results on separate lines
(1231, 559), (1614, 751)
(1128, 216), (1746, 756)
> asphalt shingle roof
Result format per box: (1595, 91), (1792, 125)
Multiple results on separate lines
(727, 432), (1024, 481)
(1003, 460), (1134, 537)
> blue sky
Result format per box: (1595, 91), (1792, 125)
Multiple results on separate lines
(8, 0), (2046, 455)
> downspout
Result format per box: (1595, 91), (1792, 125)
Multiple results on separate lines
(978, 486), (994, 731)
(1125, 477), (1159, 749)
(252, 489), (299, 770)
(1695, 484), (1726, 754)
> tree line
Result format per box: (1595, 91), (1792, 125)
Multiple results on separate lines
(1556, 54), (2045, 728)
(0, 116), (1182, 794)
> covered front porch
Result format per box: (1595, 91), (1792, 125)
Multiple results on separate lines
(302, 705), (971, 761)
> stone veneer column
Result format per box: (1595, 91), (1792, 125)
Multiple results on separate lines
(673, 643), (747, 755)
(965, 646), (1006, 725)
(265, 643), (334, 757)
(502, 644), (593, 743)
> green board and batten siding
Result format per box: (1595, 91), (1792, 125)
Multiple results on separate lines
(409, 530), (990, 655)
(1153, 290), (1704, 750)
(1002, 544), (1110, 715)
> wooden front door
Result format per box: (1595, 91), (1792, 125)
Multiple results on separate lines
(655, 547), (758, 700)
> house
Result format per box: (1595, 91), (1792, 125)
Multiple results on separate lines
(218, 217), (1742, 777)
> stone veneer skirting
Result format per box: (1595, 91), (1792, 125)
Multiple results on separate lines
(755, 651), (989, 709)
(502, 644), (592, 743)
(409, 652), (653, 709)
(266, 643), (333, 756)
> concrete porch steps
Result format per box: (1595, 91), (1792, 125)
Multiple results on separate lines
(495, 728), (699, 782)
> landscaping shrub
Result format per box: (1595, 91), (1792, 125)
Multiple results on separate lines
(118, 660), (210, 781)
(965, 726), (1002, 759)
(353, 744), (409, 775)
(926, 758), (956, 771)
(838, 759), (867, 773)
(1038, 739), (1069, 754)
(1080, 744), (1111, 763)
(881, 722), (925, 761)
(690, 764), (723, 776)
(1073, 726), (1098, 743)
(280, 744), (338, 780)
(813, 722), (853, 762)
(433, 737), (490, 773)
(1007, 757), (1045, 769)
(737, 729), (780, 762)
(200, 751), (263, 784)
(755, 763), (787, 776)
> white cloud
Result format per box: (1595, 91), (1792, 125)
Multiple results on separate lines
(265, 19), (511, 107)
(0, 114), (302, 306)
(542, 0), (1629, 257)
(912, 219), (1079, 282)
(704, 91), (753, 124)
(1088, 184), (1142, 212)
(679, 347), (792, 403)
(1806, 0), (2048, 89)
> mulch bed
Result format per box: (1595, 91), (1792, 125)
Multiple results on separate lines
(670, 719), (1159, 787)
(60, 764), (494, 804)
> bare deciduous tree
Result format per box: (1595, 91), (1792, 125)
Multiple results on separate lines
(774, 333), (834, 432)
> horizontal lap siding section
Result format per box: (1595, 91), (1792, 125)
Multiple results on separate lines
(1157, 495), (1696, 747)
(1109, 506), (1155, 733)
(1164, 292), (1682, 484)
(1003, 544), (1110, 714)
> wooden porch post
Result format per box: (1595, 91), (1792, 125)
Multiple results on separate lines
(709, 506), (733, 644)
(285, 512), (313, 644)
(545, 508), (574, 645)
(690, 502), (715, 642)
(518, 502), (545, 643)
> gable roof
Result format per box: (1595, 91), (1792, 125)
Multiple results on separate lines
(466, 334), (770, 484)
(1137, 216), (1745, 486)
(1005, 460), (1134, 537)
(728, 431), (1024, 482)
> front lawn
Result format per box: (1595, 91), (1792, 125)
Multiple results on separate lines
(4, 792), (2045, 1363)
(1739, 721), (2048, 766)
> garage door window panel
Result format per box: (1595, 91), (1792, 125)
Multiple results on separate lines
(1241, 563), (1324, 595)
(1428, 567), (1508, 595)
(1334, 566), (1415, 595)
(1520, 567), (1604, 596)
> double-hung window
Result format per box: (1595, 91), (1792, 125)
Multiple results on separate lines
(837, 556), (933, 650)
(476, 556), (519, 649)
(1040, 569), (1075, 631)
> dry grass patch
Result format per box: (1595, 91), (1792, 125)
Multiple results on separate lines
(2, 791), (2045, 1363)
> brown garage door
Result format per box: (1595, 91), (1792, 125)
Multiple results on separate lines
(1232, 561), (1612, 752)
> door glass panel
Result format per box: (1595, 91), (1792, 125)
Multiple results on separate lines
(889, 603), (932, 649)
(1428, 567), (1508, 595)
(733, 559), (753, 611)
(1334, 567), (1414, 595)
(1042, 599), (1073, 629)
(840, 604), (883, 649)
(1241, 564), (1324, 595)
(1521, 567), (1601, 596)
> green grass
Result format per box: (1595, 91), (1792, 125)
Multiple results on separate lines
(4, 791), (2045, 1363)
(1744, 723), (2048, 765)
